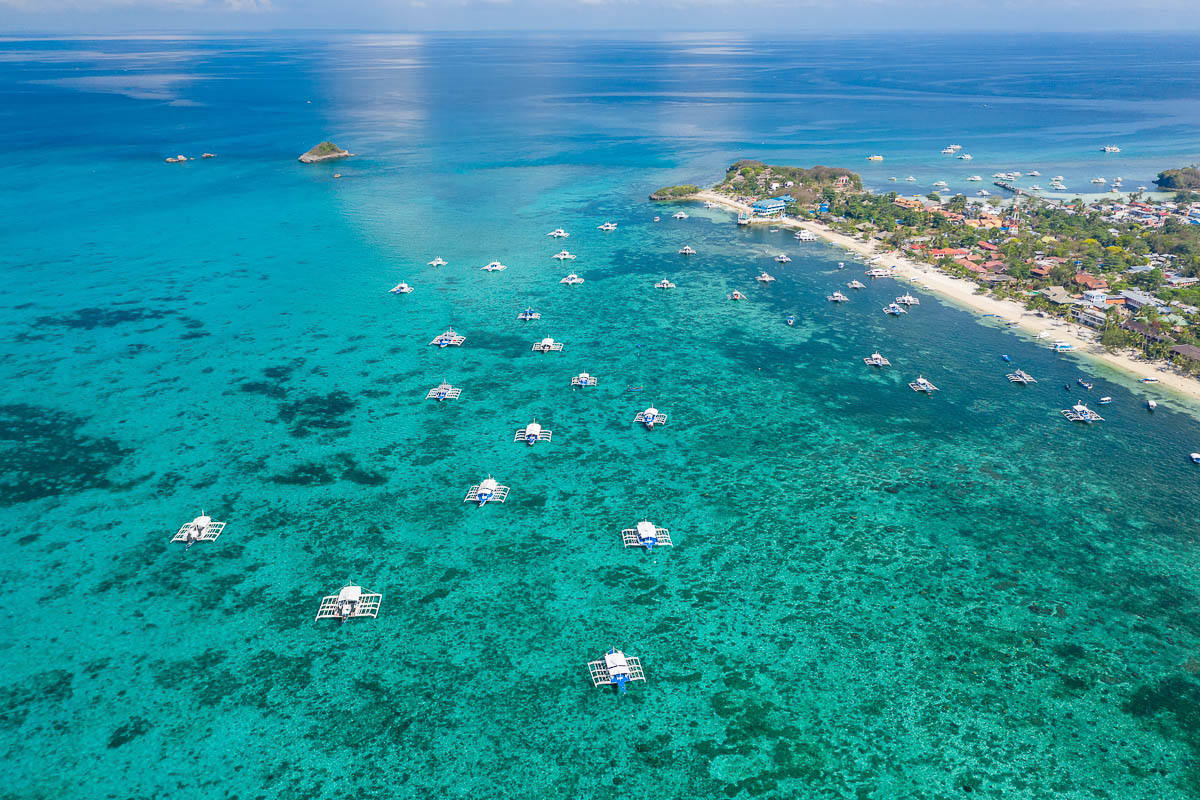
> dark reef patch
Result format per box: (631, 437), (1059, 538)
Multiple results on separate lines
(270, 462), (336, 486)
(36, 306), (173, 331)
(107, 716), (152, 748)
(277, 391), (356, 437)
(0, 669), (73, 730)
(0, 404), (130, 506)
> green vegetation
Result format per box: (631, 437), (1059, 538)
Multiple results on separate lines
(310, 142), (342, 156)
(649, 184), (699, 200)
(1155, 165), (1200, 191)
(714, 160), (861, 204)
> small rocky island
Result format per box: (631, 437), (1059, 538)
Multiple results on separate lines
(299, 142), (351, 163)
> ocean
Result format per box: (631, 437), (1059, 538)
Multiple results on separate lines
(3, 32), (1200, 799)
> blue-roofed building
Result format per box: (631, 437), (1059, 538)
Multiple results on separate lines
(752, 198), (786, 218)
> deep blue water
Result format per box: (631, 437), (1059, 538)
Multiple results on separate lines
(3, 33), (1200, 800)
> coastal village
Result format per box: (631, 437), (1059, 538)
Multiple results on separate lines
(661, 160), (1200, 375)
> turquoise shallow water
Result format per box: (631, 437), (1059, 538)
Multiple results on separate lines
(4, 33), (1200, 799)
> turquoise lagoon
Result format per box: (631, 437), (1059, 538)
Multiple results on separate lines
(3, 33), (1200, 799)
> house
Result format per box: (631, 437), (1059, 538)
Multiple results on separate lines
(1171, 344), (1200, 362)
(1031, 265), (1053, 278)
(982, 259), (1006, 272)
(751, 198), (786, 218)
(1166, 273), (1200, 287)
(894, 197), (924, 211)
(929, 248), (970, 257)
(1041, 286), (1080, 306)
(978, 240), (1000, 252)
(1082, 289), (1109, 306)
(835, 175), (850, 188)
(1074, 272), (1108, 291)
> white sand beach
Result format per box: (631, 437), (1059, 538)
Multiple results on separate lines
(692, 190), (1200, 408)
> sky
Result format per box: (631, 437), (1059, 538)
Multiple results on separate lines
(0, 0), (1198, 34)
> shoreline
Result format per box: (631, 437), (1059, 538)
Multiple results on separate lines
(689, 190), (1200, 410)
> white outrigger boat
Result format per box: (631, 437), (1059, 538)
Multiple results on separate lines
(728, 290), (746, 301)
(430, 328), (466, 347)
(588, 648), (645, 695)
(428, 257), (447, 267)
(655, 279), (676, 289)
(481, 261), (507, 271)
(388, 282), (414, 294)
(756, 272), (776, 283)
(1062, 403), (1104, 423)
(517, 308), (541, 321)
(621, 520), (672, 550)
(531, 336), (564, 353)
(560, 273), (585, 285)
(883, 302), (907, 315)
(425, 381), (462, 401)
(514, 419), (552, 446)
(552, 250), (576, 261)
(678, 245), (696, 255)
(774, 254), (791, 263)
(847, 279), (866, 289)
(895, 293), (920, 306)
(464, 475), (510, 506)
(571, 372), (597, 387)
(1049, 340), (1073, 352)
(909, 375), (938, 393)
(1007, 369), (1037, 384)
(672, 211), (688, 220)
(827, 291), (849, 302)
(867, 267), (897, 278)
(315, 583), (382, 623)
(634, 406), (667, 430)
(172, 512), (225, 551)
(794, 230), (817, 242)
(547, 228), (569, 238)
(863, 352), (890, 367)
(597, 221), (618, 231)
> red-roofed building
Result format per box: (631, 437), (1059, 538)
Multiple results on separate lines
(1074, 272), (1108, 291)
(982, 260), (1006, 271)
(929, 247), (970, 257)
(978, 241), (1000, 251)
(1031, 265), (1053, 278)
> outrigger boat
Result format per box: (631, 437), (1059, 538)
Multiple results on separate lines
(864, 352), (890, 367)
(867, 267), (897, 278)
(1007, 369), (1037, 384)
(756, 272), (776, 283)
(388, 282), (414, 294)
(895, 293), (920, 306)
(1061, 403), (1104, 423)
(546, 228), (569, 238)
(827, 291), (849, 302)
(427, 257), (447, 267)
(517, 308), (541, 320)
(883, 302), (907, 315)
(1077, 378), (1093, 390)
(785, 315), (795, 326)
(794, 230), (817, 242)
(597, 222), (618, 231)
(678, 245), (696, 255)
(909, 375), (939, 393)
(847, 280), (866, 289)
(774, 254), (791, 263)
(672, 211), (688, 219)
(654, 279), (676, 289)
(728, 290), (746, 301)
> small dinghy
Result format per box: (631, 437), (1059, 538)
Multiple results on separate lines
(1099, 396), (1112, 404)
(1001, 355), (1011, 363)
(1191, 453), (1200, 464)
(785, 315), (795, 327)
(1148, 399), (1158, 410)
(1077, 378), (1093, 390)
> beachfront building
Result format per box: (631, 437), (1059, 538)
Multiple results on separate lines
(1075, 305), (1108, 329)
(752, 198), (787, 218)
(1118, 289), (1166, 312)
